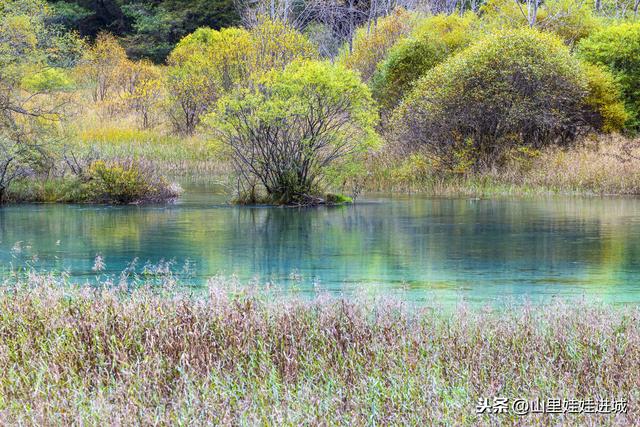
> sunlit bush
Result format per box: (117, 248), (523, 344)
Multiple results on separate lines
(480, 0), (600, 44)
(537, 0), (600, 44)
(75, 32), (128, 102)
(118, 59), (164, 128)
(370, 13), (477, 112)
(207, 60), (378, 205)
(578, 22), (640, 129)
(582, 63), (628, 132)
(21, 68), (75, 92)
(248, 15), (318, 72)
(338, 9), (417, 82)
(85, 159), (180, 204)
(165, 28), (247, 134)
(391, 29), (619, 172)
(166, 18), (317, 134)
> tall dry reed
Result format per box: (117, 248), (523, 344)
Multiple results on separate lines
(0, 273), (637, 425)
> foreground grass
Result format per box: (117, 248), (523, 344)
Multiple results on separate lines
(0, 274), (637, 425)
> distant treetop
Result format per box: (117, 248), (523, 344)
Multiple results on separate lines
(47, 0), (240, 62)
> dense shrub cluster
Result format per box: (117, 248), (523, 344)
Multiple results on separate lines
(338, 9), (417, 82)
(480, 0), (600, 44)
(84, 159), (181, 204)
(208, 60), (378, 205)
(166, 18), (317, 134)
(391, 29), (626, 171)
(578, 22), (640, 129)
(582, 63), (629, 132)
(5, 158), (181, 204)
(4, 0), (640, 204)
(370, 13), (477, 112)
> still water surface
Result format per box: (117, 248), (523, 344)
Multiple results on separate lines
(2, 185), (640, 304)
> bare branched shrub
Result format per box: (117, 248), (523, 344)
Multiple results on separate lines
(208, 60), (378, 205)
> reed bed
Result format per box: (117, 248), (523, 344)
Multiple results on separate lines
(360, 135), (640, 197)
(0, 272), (637, 425)
(517, 134), (640, 195)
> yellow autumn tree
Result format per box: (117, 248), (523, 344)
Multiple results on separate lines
(165, 27), (253, 134)
(338, 9), (418, 82)
(165, 18), (317, 134)
(480, 0), (600, 45)
(119, 60), (164, 128)
(248, 16), (317, 74)
(77, 32), (128, 102)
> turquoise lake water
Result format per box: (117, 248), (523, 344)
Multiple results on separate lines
(2, 186), (640, 305)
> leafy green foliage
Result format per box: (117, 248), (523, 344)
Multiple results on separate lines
(117, 59), (164, 128)
(86, 160), (152, 204)
(578, 22), (640, 129)
(2, 0), (637, 203)
(119, 3), (176, 62)
(0, 0), (81, 202)
(76, 31), (128, 102)
(370, 13), (477, 112)
(338, 9), (417, 82)
(169, 27), (253, 90)
(125, 0), (239, 62)
(537, 0), (601, 44)
(6, 159), (180, 203)
(324, 193), (353, 204)
(480, 0), (600, 44)
(479, 0), (529, 29)
(21, 68), (75, 92)
(0, 0), (48, 78)
(47, 0), (240, 62)
(6, 176), (86, 203)
(47, 0), (91, 28)
(165, 27), (248, 134)
(248, 16), (318, 72)
(582, 63), (628, 132)
(84, 159), (179, 204)
(208, 60), (378, 204)
(166, 18), (317, 134)
(392, 28), (615, 172)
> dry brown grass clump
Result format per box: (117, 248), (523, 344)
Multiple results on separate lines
(359, 134), (640, 197)
(0, 273), (638, 425)
(517, 134), (640, 195)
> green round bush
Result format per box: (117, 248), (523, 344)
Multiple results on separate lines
(578, 22), (640, 129)
(85, 160), (180, 204)
(582, 63), (629, 133)
(391, 28), (625, 172)
(371, 14), (476, 112)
